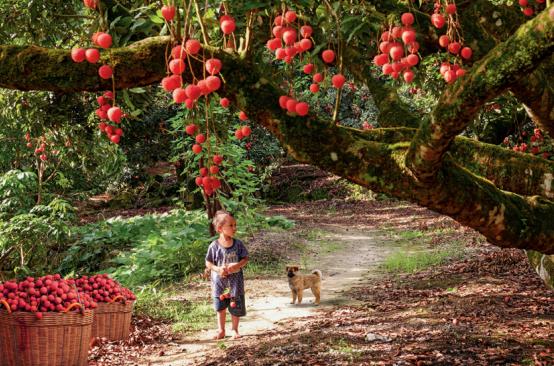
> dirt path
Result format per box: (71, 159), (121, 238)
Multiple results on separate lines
(144, 227), (397, 366)
(89, 200), (554, 365)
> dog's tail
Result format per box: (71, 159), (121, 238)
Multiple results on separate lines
(312, 269), (322, 278)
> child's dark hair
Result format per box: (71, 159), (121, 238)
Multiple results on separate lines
(212, 210), (234, 229)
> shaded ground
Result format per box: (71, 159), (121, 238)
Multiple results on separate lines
(197, 248), (554, 366)
(88, 199), (554, 366)
(195, 201), (554, 366)
(143, 227), (394, 366)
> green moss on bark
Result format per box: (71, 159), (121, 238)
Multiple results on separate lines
(0, 36), (170, 92)
(450, 137), (554, 198)
(408, 8), (554, 183)
(511, 55), (554, 137)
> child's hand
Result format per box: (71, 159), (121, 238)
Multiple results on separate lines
(226, 263), (239, 274)
(218, 265), (229, 277)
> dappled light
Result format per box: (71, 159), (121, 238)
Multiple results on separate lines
(0, 0), (553, 365)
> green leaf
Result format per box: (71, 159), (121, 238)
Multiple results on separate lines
(241, 1), (272, 11)
(152, 11), (165, 24)
(130, 109), (143, 117)
(122, 90), (136, 111)
(346, 23), (367, 44)
(130, 18), (147, 32)
(129, 87), (146, 94)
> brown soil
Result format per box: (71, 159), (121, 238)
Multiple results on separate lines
(88, 199), (554, 366)
(195, 201), (554, 366)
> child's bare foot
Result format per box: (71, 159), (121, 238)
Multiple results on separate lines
(231, 330), (241, 339)
(212, 330), (225, 340)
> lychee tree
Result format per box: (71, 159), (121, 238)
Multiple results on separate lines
(0, 0), (553, 286)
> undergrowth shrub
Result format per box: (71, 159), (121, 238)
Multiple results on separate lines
(0, 170), (76, 276)
(59, 208), (294, 287)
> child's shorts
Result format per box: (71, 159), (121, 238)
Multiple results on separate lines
(213, 294), (246, 317)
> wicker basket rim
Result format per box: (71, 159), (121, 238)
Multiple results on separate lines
(0, 309), (93, 325)
(0, 309), (93, 316)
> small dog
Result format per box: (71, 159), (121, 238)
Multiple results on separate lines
(286, 265), (322, 305)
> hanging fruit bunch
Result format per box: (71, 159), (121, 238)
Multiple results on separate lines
(156, 4), (255, 198)
(373, 12), (421, 83)
(430, 1), (473, 84)
(517, 0), (546, 17)
(25, 134), (55, 162)
(71, 5), (125, 145)
(265, 8), (324, 117)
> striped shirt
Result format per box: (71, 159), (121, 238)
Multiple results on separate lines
(205, 238), (248, 298)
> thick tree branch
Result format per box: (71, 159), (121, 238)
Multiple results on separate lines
(356, 128), (554, 200)
(363, 76), (420, 128)
(510, 55), (554, 136)
(311, 131), (554, 254)
(0, 36), (171, 93)
(1, 13), (554, 254)
(250, 107), (554, 254)
(407, 7), (554, 183)
(219, 56), (554, 253)
(449, 137), (554, 200)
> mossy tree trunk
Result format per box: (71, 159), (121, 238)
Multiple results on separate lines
(527, 252), (554, 289)
(0, 6), (553, 260)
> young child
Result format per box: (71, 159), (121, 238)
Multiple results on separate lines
(205, 210), (249, 340)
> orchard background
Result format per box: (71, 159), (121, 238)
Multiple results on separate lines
(0, 0), (553, 364)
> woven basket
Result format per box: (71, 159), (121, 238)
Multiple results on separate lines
(0, 302), (92, 366)
(91, 298), (134, 341)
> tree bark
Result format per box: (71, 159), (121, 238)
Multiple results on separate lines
(511, 55), (554, 137)
(0, 36), (170, 93)
(406, 9), (554, 183)
(527, 251), (554, 289)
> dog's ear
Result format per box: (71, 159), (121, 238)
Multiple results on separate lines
(292, 266), (299, 272)
(285, 266), (290, 272)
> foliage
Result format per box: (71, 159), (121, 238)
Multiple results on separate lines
(99, 0), (163, 46)
(109, 210), (208, 286)
(0, 88), (128, 196)
(261, 215), (295, 230)
(217, 140), (262, 214)
(244, 125), (286, 169)
(465, 95), (524, 145)
(0, 170), (37, 219)
(58, 206), (294, 286)
(0, 0), (85, 46)
(116, 90), (178, 179)
(59, 209), (208, 280)
(0, 169), (77, 276)
(99, 89), (183, 207)
(0, 197), (76, 276)
(304, 70), (380, 128)
(0, 0), (171, 200)
(168, 99), (275, 214)
(498, 106), (554, 159)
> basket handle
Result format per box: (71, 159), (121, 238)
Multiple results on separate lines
(0, 299), (11, 314)
(108, 295), (126, 304)
(64, 302), (84, 314)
